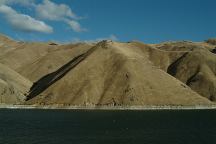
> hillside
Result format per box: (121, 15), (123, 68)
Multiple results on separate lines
(0, 63), (32, 104)
(0, 34), (215, 107)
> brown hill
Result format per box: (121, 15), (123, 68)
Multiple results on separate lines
(167, 48), (216, 101)
(0, 63), (32, 104)
(0, 34), (215, 106)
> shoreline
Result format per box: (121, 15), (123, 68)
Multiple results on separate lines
(1, 104), (216, 110)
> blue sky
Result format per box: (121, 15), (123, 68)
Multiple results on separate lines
(0, 0), (215, 43)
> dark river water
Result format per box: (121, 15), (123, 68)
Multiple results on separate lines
(0, 109), (216, 144)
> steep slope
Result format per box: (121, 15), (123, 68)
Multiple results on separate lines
(17, 43), (94, 82)
(26, 41), (211, 106)
(129, 42), (188, 71)
(0, 39), (94, 82)
(167, 48), (216, 101)
(0, 63), (32, 104)
(134, 41), (216, 102)
(0, 34), (215, 106)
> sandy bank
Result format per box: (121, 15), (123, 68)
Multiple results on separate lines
(0, 104), (216, 110)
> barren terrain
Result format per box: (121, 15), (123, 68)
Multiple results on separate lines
(0, 34), (215, 107)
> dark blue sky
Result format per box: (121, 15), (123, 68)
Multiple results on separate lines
(0, 0), (215, 43)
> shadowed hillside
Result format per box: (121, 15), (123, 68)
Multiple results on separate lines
(0, 34), (215, 106)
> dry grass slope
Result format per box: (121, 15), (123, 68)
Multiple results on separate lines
(0, 63), (32, 104)
(0, 34), (215, 106)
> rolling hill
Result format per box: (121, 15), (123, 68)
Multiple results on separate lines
(0, 34), (215, 106)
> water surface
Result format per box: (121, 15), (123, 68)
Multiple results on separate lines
(0, 109), (216, 144)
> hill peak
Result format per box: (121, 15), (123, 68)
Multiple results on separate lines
(0, 33), (215, 107)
